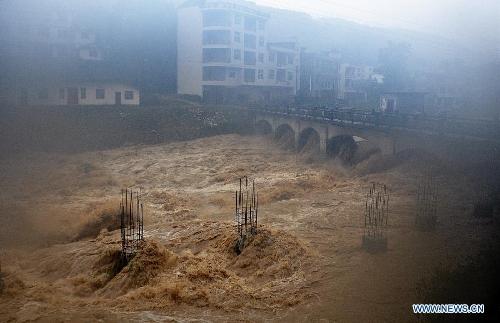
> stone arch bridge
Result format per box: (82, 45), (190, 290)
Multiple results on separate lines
(253, 110), (500, 163)
(255, 113), (395, 158)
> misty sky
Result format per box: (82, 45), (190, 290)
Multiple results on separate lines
(255, 0), (500, 50)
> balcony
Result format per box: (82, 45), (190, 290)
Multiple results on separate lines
(203, 48), (231, 64)
(203, 10), (231, 28)
(203, 30), (231, 46)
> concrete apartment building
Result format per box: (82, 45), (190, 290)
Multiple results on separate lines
(299, 50), (340, 103)
(0, 1), (140, 106)
(177, 0), (300, 104)
(337, 63), (382, 107)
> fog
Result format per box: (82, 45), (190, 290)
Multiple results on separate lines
(1, 0), (500, 322)
(1, 0), (498, 116)
(256, 0), (500, 51)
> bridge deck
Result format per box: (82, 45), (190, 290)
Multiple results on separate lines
(253, 107), (500, 143)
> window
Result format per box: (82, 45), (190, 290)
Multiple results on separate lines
(234, 14), (241, 24)
(96, 89), (105, 99)
(89, 48), (98, 57)
(233, 49), (241, 60)
(203, 10), (231, 27)
(244, 69), (256, 82)
(259, 37), (264, 47)
(244, 33), (256, 49)
(125, 91), (134, 100)
(59, 88), (65, 99)
(244, 16), (257, 31)
(203, 48), (231, 63)
(277, 52), (287, 66)
(258, 53), (264, 63)
(268, 52), (275, 62)
(228, 70), (236, 78)
(234, 31), (240, 42)
(287, 71), (293, 81)
(80, 88), (86, 99)
(203, 30), (230, 45)
(346, 66), (355, 78)
(277, 69), (286, 81)
(287, 54), (294, 64)
(268, 69), (275, 79)
(258, 20), (265, 30)
(244, 51), (256, 65)
(258, 69), (264, 80)
(38, 88), (48, 100)
(203, 66), (226, 81)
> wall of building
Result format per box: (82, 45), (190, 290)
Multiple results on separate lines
(299, 51), (338, 100)
(78, 47), (103, 61)
(16, 83), (140, 106)
(177, 7), (203, 96)
(203, 84), (295, 104)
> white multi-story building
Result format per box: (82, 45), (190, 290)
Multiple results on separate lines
(177, 0), (299, 104)
(0, 1), (140, 106)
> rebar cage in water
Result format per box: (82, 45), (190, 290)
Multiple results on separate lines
(235, 176), (259, 244)
(0, 259), (4, 294)
(364, 183), (389, 240)
(120, 188), (144, 259)
(416, 173), (438, 220)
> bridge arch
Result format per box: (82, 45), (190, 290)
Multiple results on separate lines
(255, 119), (273, 135)
(326, 135), (358, 163)
(275, 123), (296, 150)
(298, 127), (321, 153)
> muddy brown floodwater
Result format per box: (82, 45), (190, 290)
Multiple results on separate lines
(0, 134), (495, 322)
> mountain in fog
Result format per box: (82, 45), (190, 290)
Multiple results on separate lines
(262, 5), (473, 70)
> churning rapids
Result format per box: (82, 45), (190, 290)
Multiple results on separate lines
(0, 134), (495, 322)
